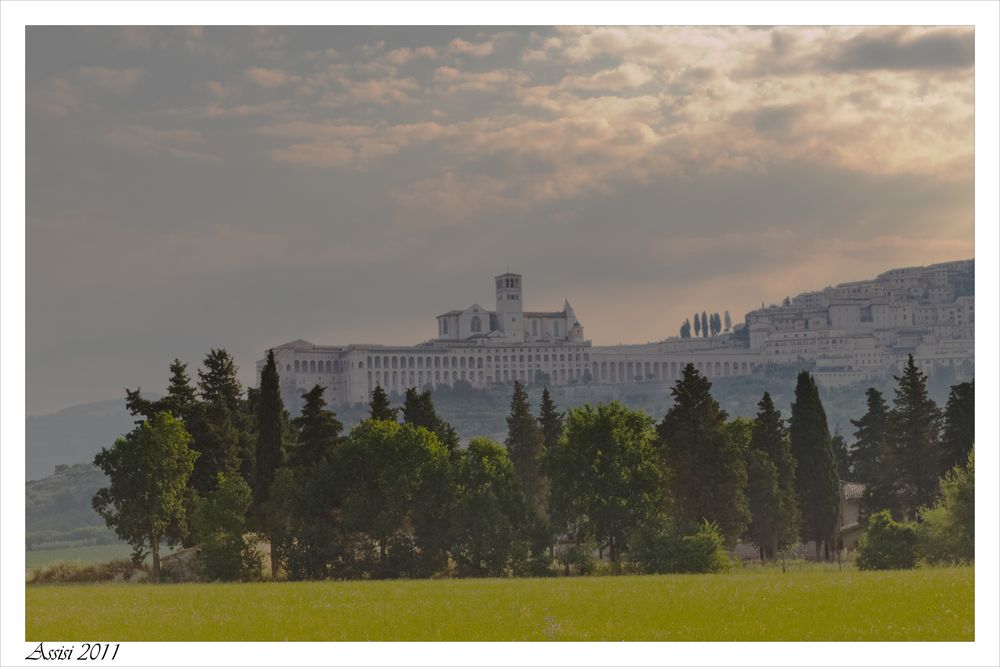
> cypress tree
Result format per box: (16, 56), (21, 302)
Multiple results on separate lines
(747, 392), (800, 558)
(693, 313), (701, 337)
(940, 380), (974, 475)
(701, 311), (709, 338)
(657, 364), (749, 544)
(538, 387), (564, 452)
(368, 385), (397, 421)
(505, 381), (547, 515)
(886, 355), (942, 520)
(789, 371), (839, 559)
(254, 350), (288, 507)
(292, 385), (343, 467)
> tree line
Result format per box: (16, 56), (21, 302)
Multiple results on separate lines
(679, 311), (731, 338)
(93, 349), (973, 581)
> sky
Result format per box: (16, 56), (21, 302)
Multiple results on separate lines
(25, 25), (974, 415)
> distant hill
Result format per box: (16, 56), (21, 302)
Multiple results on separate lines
(26, 463), (119, 550)
(26, 396), (155, 481)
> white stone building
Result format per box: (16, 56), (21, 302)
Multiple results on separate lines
(258, 261), (974, 406)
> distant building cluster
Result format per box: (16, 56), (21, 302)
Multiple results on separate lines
(746, 259), (974, 387)
(258, 260), (975, 406)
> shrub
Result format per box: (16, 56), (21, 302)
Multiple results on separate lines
(856, 510), (918, 570)
(627, 519), (731, 574)
(28, 559), (146, 584)
(919, 450), (974, 565)
(190, 474), (261, 581)
(556, 540), (595, 576)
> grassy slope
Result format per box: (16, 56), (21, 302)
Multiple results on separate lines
(26, 567), (973, 641)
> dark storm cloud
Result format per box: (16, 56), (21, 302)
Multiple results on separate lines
(826, 28), (974, 72)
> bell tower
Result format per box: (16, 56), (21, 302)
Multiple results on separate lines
(495, 272), (524, 341)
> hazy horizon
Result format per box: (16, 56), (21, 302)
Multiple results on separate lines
(26, 26), (974, 414)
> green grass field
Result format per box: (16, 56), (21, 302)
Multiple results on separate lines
(26, 566), (972, 641)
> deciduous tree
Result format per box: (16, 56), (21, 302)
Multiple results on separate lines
(92, 412), (198, 580)
(547, 402), (663, 563)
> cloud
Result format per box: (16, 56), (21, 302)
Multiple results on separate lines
(30, 77), (81, 116)
(117, 27), (153, 50)
(244, 66), (300, 87)
(258, 120), (457, 168)
(432, 66), (529, 94)
(106, 125), (218, 162)
(561, 63), (655, 91)
(76, 67), (144, 94)
(30, 67), (143, 116)
(826, 28), (974, 72)
(447, 38), (494, 58)
(382, 46), (438, 66)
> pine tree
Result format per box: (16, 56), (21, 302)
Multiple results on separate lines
(789, 371), (839, 559)
(940, 380), (974, 475)
(747, 392), (800, 558)
(886, 355), (942, 520)
(254, 350), (288, 507)
(198, 348), (243, 412)
(831, 428), (851, 480)
(188, 349), (253, 494)
(657, 364), (749, 544)
(402, 388), (459, 452)
(291, 385), (343, 467)
(850, 388), (889, 486)
(538, 387), (564, 452)
(162, 359), (197, 420)
(504, 381), (547, 515)
(368, 385), (397, 422)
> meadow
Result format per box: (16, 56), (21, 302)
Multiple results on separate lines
(26, 565), (973, 641)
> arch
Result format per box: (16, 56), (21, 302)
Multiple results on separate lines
(408, 356), (415, 369)
(418, 371), (424, 385)
(435, 370), (440, 382)
(460, 357), (466, 369)
(471, 315), (482, 333)
(392, 371), (398, 388)
(383, 356), (390, 369)
(409, 371), (415, 385)
(294, 360), (300, 372)
(391, 357), (398, 369)
(478, 370), (484, 382)
(724, 362), (730, 376)
(452, 356), (458, 369)
(715, 362), (721, 376)
(309, 360), (316, 373)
